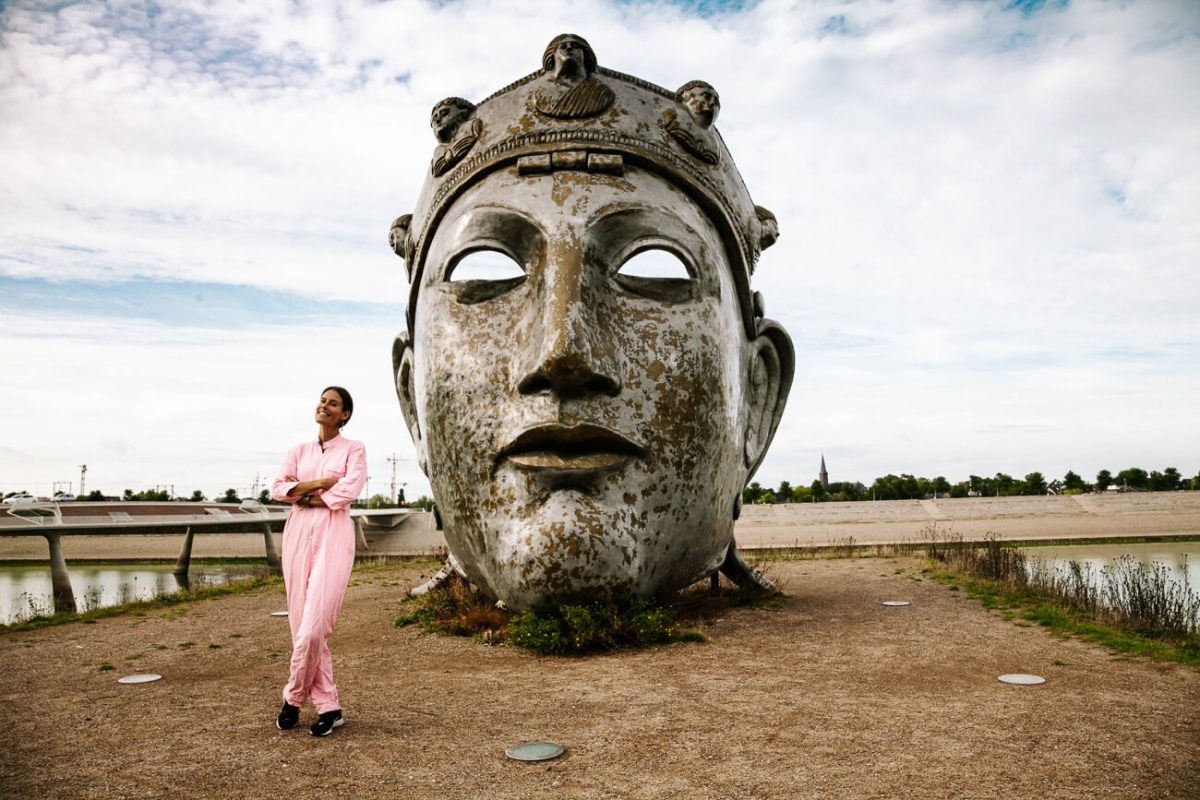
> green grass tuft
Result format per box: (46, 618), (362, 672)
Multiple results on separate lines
(920, 526), (1200, 668)
(395, 569), (774, 655)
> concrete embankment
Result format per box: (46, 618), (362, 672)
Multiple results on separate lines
(1, 492), (1197, 561)
(734, 490), (1200, 549)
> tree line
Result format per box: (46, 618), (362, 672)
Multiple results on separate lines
(743, 466), (1200, 505)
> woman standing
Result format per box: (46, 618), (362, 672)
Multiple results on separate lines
(270, 386), (367, 736)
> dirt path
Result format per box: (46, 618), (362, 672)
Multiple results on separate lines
(2, 558), (1197, 799)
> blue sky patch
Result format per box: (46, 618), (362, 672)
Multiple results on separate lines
(1006, 0), (1069, 16)
(0, 275), (390, 330)
(616, 0), (754, 17)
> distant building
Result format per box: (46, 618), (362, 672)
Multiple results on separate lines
(819, 454), (829, 490)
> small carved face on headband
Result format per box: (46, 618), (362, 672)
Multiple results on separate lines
(542, 33), (596, 83)
(430, 97), (474, 144)
(679, 80), (721, 129)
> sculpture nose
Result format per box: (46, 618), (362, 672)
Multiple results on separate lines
(517, 244), (620, 399)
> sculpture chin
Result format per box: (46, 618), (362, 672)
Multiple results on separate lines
(446, 490), (734, 610)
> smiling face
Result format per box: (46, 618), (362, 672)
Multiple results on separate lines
(315, 389), (351, 430)
(399, 166), (753, 608)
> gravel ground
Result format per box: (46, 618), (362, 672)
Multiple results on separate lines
(2, 558), (1198, 800)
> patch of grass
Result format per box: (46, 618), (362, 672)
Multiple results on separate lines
(207, 642), (222, 649)
(177, 641), (194, 650)
(1054, 659), (1069, 666)
(394, 575), (497, 636)
(124, 652), (141, 661)
(507, 599), (679, 654)
(396, 569), (773, 655)
(922, 529), (1200, 668)
(97, 661), (113, 671)
(229, 632), (243, 638)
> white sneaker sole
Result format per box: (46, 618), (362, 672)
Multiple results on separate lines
(311, 716), (344, 736)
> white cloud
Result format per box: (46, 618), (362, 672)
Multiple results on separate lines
(0, 0), (1197, 495)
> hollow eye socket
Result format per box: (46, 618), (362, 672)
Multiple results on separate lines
(445, 248), (526, 303)
(616, 248), (691, 279)
(614, 247), (693, 302)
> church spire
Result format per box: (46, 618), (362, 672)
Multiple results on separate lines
(819, 453), (829, 490)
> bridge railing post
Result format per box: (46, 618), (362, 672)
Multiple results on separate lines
(173, 526), (194, 591)
(262, 523), (281, 573)
(355, 516), (368, 552)
(44, 534), (77, 614)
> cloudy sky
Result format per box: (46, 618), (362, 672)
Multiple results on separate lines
(1, 0), (1197, 501)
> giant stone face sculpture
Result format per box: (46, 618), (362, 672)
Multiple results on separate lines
(391, 34), (794, 611)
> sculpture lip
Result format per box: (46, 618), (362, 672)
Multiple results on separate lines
(497, 423), (645, 472)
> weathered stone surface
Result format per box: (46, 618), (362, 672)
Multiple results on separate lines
(390, 34), (794, 610)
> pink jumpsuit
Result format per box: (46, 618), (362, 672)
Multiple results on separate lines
(271, 434), (367, 714)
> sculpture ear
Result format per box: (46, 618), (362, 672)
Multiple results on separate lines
(393, 332), (428, 474)
(743, 319), (794, 478)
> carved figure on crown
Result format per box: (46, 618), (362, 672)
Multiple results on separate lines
(659, 79), (722, 164)
(430, 97), (483, 178)
(754, 205), (779, 252)
(388, 214), (415, 280)
(533, 33), (614, 120)
(678, 80), (721, 129)
(659, 107), (720, 165)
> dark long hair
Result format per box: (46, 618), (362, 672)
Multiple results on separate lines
(322, 385), (354, 428)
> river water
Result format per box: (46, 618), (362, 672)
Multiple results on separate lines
(0, 562), (267, 625)
(1021, 541), (1200, 588)
(2, 541), (1196, 627)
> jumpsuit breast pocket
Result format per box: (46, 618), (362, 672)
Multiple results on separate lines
(325, 452), (349, 482)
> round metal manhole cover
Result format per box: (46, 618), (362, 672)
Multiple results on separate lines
(505, 742), (565, 762)
(998, 673), (1045, 685)
(881, 600), (911, 607)
(270, 611), (289, 617)
(118, 674), (162, 685)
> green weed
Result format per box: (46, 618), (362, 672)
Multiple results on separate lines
(397, 570), (761, 655)
(922, 528), (1200, 667)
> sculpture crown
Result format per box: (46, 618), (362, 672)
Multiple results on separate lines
(393, 34), (778, 336)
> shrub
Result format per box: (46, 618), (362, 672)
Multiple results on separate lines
(397, 577), (710, 655)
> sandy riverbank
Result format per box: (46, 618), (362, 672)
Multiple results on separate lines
(2, 557), (1196, 799)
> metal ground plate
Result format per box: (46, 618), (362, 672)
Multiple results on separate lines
(118, 674), (162, 685)
(998, 673), (1045, 685)
(505, 742), (565, 762)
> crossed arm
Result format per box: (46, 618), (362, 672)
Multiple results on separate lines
(283, 475), (337, 508)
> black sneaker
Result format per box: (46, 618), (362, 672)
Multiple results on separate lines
(310, 709), (344, 737)
(276, 701), (300, 730)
